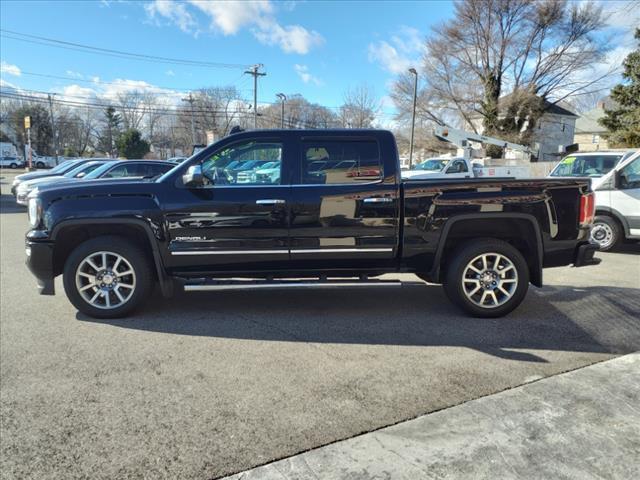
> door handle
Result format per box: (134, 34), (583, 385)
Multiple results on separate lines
(363, 197), (394, 203)
(256, 199), (286, 206)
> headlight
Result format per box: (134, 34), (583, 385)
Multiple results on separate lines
(28, 197), (42, 228)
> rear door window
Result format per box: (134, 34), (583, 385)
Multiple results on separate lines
(301, 140), (382, 184)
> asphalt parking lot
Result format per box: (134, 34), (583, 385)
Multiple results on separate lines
(1, 171), (639, 480)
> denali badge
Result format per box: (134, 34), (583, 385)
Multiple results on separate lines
(175, 236), (203, 241)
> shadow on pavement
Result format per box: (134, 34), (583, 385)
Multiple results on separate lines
(79, 283), (640, 363)
(0, 194), (26, 214)
(609, 243), (640, 255)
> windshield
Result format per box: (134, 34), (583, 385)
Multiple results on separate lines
(63, 162), (104, 178)
(83, 162), (115, 179)
(50, 160), (77, 174)
(415, 159), (448, 171)
(550, 154), (621, 177)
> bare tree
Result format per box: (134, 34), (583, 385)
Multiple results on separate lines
(394, 0), (610, 144)
(340, 83), (381, 128)
(115, 90), (152, 131)
(257, 94), (339, 129)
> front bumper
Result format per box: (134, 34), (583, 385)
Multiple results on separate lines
(25, 239), (55, 295)
(574, 242), (601, 267)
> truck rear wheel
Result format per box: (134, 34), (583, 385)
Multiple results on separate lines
(63, 236), (154, 319)
(443, 239), (529, 318)
(36, 161), (45, 169)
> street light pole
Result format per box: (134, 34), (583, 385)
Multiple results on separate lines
(408, 68), (418, 169)
(276, 93), (287, 128)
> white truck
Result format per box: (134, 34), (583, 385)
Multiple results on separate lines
(402, 126), (533, 180)
(590, 151), (640, 250)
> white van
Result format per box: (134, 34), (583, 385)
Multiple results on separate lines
(548, 150), (635, 179)
(590, 151), (640, 250)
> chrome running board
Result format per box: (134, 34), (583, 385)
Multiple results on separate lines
(183, 278), (409, 292)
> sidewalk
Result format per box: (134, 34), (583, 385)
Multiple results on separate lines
(225, 353), (640, 479)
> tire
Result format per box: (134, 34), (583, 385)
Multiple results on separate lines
(590, 215), (621, 252)
(36, 161), (45, 169)
(10, 163), (17, 169)
(63, 236), (155, 318)
(443, 238), (529, 318)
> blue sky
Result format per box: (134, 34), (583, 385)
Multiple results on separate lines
(0, 0), (456, 121)
(0, 0), (637, 123)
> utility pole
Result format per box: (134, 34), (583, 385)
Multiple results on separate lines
(276, 93), (286, 129)
(408, 68), (418, 169)
(24, 115), (32, 170)
(244, 64), (266, 129)
(182, 93), (196, 145)
(47, 94), (60, 164)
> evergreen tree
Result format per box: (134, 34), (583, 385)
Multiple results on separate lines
(116, 129), (150, 159)
(599, 29), (640, 147)
(97, 107), (122, 156)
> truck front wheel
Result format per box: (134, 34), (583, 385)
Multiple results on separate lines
(443, 239), (529, 318)
(63, 236), (154, 318)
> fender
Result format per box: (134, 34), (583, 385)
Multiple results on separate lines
(595, 206), (631, 236)
(428, 212), (544, 287)
(50, 218), (174, 297)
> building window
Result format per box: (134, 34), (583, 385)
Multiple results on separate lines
(592, 134), (600, 144)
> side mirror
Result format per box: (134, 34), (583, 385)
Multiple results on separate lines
(613, 170), (622, 189)
(182, 164), (204, 187)
(76, 172), (86, 178)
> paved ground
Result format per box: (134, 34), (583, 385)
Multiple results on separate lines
(1, 171), (639, 479)
(227, 353), (640, 480)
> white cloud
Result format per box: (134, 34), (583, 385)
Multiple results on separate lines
(368, 26), (424, 74)
(0, 61), (21, 76)
(190, 0), (272, 35)
(145, 0), (198, 34)
(145, 0), (323, 54)
(253, 22), (324, 54)
(165, 69), (175, 76)
(294, 64), (322, 86)
(65, 70), (84, 79)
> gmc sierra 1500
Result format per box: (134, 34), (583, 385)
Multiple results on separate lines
(25, 129), (599, 319)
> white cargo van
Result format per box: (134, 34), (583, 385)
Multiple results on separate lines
(590, 151), (640, 250)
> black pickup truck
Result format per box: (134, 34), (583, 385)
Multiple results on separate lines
(25, 129), (599, 319)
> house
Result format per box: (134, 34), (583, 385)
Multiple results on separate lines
(468, 95), (578, 162)
(574, 98), (615, 151)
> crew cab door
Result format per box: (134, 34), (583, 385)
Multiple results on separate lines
(288, 135), (399, 270)
(163, 136), (292, 273)
(444, 159), (472, 178)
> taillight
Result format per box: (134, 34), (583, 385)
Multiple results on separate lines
(579, 192), (595, 225)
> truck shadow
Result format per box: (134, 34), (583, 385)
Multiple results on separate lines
(78, 283), (640, 363)
(0, 193), (26, 214)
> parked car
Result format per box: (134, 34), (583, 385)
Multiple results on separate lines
(16, 160), (111, 205)
(25, 129), (599, 319)
(11, 158), (110, 195)
(25, 160), (176, 200)
(402, 157), (473, 179)
(590, 151), (640, 250)
(0, 156), (24, 169)
(548, 151), (636, 178)
(236, 161), (280, 184)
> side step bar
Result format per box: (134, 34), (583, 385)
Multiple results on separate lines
(183, 278), (411, 292)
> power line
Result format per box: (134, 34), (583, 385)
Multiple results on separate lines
(0, 29), (254, 69)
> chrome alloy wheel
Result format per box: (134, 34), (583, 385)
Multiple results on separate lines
(590, 222), (614, 249)
(461, 252), (518, 309)
(75, 251), (136, 309)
